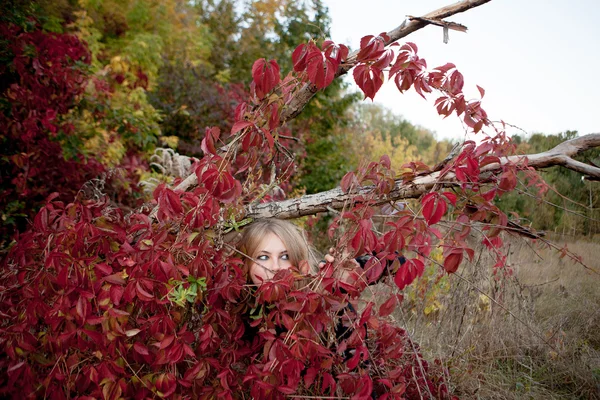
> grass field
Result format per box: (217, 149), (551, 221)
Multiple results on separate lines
(391, 235), (600, 399)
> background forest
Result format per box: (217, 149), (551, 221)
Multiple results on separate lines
(1, 0), (599, 398)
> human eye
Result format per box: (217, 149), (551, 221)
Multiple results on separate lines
(257, 255), (269, 261)
(281, 253), (289, 261)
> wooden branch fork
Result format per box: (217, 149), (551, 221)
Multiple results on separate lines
(246, 133), (600, 220)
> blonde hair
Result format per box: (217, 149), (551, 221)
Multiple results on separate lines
(238, 219), (319, 275)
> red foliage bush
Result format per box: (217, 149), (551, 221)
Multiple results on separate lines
(0, 23), (105, 241)
(0, 20), (532, 400)
(0, 191), (450, 399)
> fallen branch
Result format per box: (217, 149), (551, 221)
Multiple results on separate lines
(246, 133), (600, 220)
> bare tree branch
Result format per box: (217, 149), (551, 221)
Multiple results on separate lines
(150, 0), (493, 214)
(246, 133), (600, 220)
(281, 0), (492, 123)
(502, 133), (600, 178)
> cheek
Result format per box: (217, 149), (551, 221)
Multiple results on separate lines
(298, 260), (310, 275)
(249, 262), (271, 285)
(280, 259), (293, 270)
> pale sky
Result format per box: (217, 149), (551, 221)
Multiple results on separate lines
(323, 0), (600, 141)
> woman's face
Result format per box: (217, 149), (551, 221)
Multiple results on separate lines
(249, 232), (293, 285)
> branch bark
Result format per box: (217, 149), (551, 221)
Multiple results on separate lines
(246, 133), (600, 220)
(280, 0), (492, 123)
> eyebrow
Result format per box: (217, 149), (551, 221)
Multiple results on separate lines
(256, 250), (288, 255)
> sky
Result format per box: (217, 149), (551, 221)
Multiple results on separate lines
(322, 0), (600, 141)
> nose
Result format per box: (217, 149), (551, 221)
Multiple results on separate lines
(271, 258), (281, 271)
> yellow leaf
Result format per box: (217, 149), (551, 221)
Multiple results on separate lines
(125, 329), (141, 337)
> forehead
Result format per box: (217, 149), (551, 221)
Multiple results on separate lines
(256, 232), (287, 253)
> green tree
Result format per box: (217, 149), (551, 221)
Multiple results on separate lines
(497, 131), (600, 235)
(156, 0), (360, 193)
(352, 103), (453, 167)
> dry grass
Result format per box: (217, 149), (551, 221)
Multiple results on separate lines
(390, 235), (600, 399)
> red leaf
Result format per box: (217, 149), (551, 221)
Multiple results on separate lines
(483, 236), (503, 249)
(268, 103), (280, 131)
(482, 188), (497, 201)
(422, 194), (435, 220)
(389, 42), (418, 76)
(351, 375), (373, 400)
(434, 95), (455, 118)
(95, 263), (112, 276)
(183, 343), (195, 358)
(448, 69), (464, 94)
(156, 187), (183, 220)
(357, 34), (387, 61)
(292, 43), (308, 72)
(474, 119), (484, 133)
(157, 335), (174, 350)
(465, 246), (475, 261)
(108, 307), (130, 318)
(201, 127), (220, 155)
(433, 198), (447, 224)
(104, 273), (126, 285)
(323, 41), (348, 66)
(479, 154), (501, 167)
(435, 62), (456, 74)
(346, 348), (361, 370)
(413, 75), (432, 99)
(350, 219), (377, 254)
(499, 168), (517, 192)
(422, 193), (446, 225)
(412, 258), (425, 277)
(340, 171), (358, 193)
(380, 154), (391, 169)
(231, 121), (252, 135)
(168, 343), (185, 363)
(353, 64), (384, 100)
(134, 342), (150, 356)
(252, 58), (280, 99)
(363, 256), (385, 284)
(442, 191), (457, 206)
(379, 294), (397, 317)
(234, 101), (248, 121)
(444, 251), (463, 273)
(76, 296), (87, 321)
(196, 159), (242, 203)
(110, 285), (123, 305)
(304, 367), (318, 388)
(372, 49), (394, 70)
(306, 48), (336, 89)
(394, 69), (414, 93)
(136, 281), (154, 301)
(262, 128), (274, 151)
(382, 228), (405, 254)
(155, 373), (177, 398)
(394, 258), (424, 290)
(477, 84), (485, 98)
(359, 302), (373, 326)
(322, 372), (336, 394)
